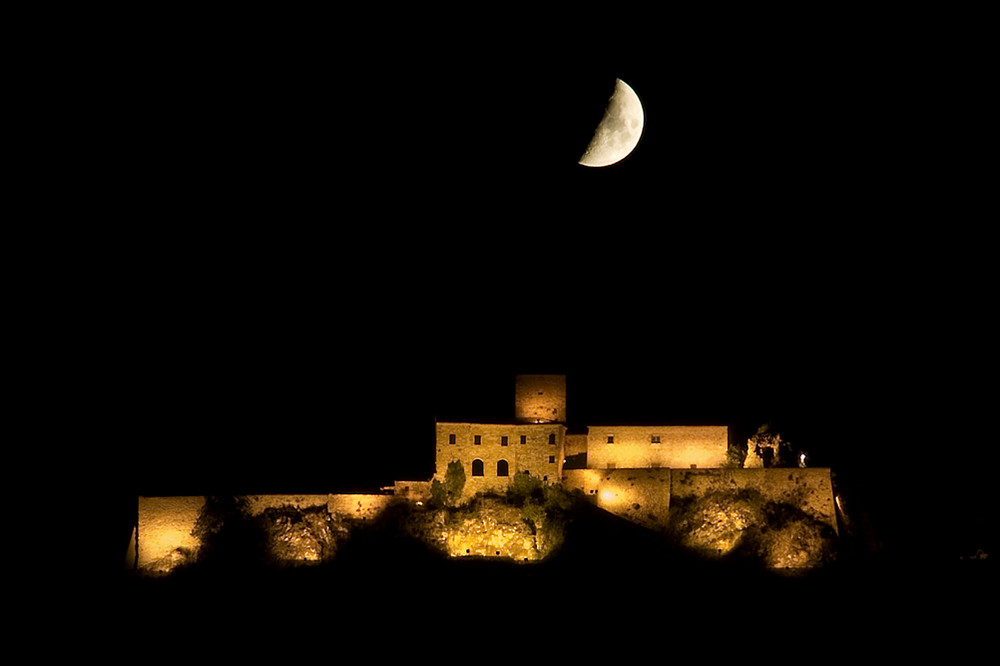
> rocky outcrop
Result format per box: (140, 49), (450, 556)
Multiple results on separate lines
(667, 489), (837, 567)
(259, 505), (350, 564)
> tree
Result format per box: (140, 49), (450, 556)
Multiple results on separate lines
(725, 438), (748, 468)
(440, 460), (465, 504)
(506, 471), (543, 505)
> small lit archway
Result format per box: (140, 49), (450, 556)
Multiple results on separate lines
(472, 459), (484, 477)
(497, 460), (509, 476)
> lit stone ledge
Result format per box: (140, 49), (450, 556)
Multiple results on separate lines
(131, 493), (396, 575)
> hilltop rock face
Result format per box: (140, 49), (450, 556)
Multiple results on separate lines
(424, 498), (546, 561)
(667, 489), (837, 567)
(260, 505), (350, 564)
(675, 491), (766, 556)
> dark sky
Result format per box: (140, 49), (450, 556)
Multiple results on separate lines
(94, 12), (992, 557)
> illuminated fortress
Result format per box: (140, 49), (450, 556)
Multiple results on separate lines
(433, 374), (730, 498)
(129, 375), (839, 573)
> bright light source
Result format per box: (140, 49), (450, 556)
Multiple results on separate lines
(799, 453), (807, 468)
(600, 490), (616, 502)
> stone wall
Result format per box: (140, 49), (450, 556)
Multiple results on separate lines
(584, 468), (674, 532)
(514, 374), (566, 423)
(564, 433), (588, 457)
(585, 425), (728, 470)
(132, 493), (395, 574)
(562, 467), (838, 537)
(670, 468), (838, 533)
(135, 496), (206, 573)
(435, 422), (565, 497)
(393, 480), (433, 502)
(327, 494), (394, 520)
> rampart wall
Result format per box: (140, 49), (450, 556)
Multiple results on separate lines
(133, 493), (394, 574)
(133, 471), (837, 574)
(135, 496), (206, 572)
(670, 468), (837, 532)
(562, 467), (837, 534)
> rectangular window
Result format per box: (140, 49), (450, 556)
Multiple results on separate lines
(607, 435), (614, 443)
(474, 435), (482, 445)
(520, 435), (527, 444)
(548, 433), (556, 445)
(548, 455), (555, 463)
(651, 435), (661, 444)
(448, 434), (456, 444)
(501, 436), (509, 446)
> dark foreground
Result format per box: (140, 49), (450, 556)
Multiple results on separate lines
(110, 502), (991, 662)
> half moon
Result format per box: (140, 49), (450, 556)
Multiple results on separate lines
(578, 78), (644, 167)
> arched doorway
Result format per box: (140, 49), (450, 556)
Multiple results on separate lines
(471, 459), (484, 477)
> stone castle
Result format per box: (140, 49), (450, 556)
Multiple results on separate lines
(129, 374), (840, 572)
(429, 373), (730, 498)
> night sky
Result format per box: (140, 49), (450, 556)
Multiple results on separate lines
(95, 12), (992, 565)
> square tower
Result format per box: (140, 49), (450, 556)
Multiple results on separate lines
(515, 374), (567, 424)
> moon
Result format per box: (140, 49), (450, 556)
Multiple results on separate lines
(578, 78), (644, 167)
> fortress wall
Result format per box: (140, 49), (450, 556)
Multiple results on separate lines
(326, 494), (394, 520)
(591, 469), (673, 531)
(136, 496), (206, 571)
(562, 468), (838, 535)
(670, 468), (838, 533)
(394, 480), (433, 501)
(132, 493), (395, 574)
(586, 426), (728, 470)
(561, 468), (604, 497)
(245, 495), (333, 514)
(247, 494), (393, 520)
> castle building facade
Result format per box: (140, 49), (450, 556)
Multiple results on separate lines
(433, 374), (728, 497)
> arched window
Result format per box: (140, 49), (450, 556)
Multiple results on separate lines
(471, 459), (484, 477)
(497, 459), (509, 477)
